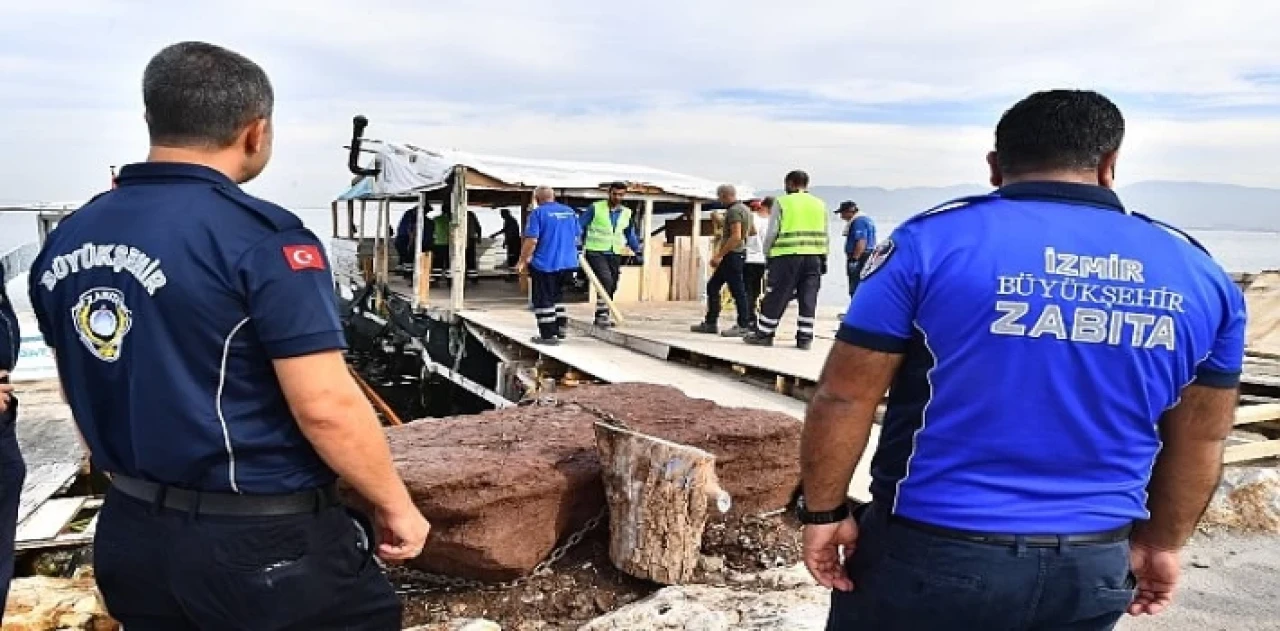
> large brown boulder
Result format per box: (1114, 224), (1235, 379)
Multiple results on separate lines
(349, 384), (800, 582)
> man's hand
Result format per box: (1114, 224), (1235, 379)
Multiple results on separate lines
(710, 254), (722, 268)
(802, 518), (858, 592)
(1127, 543), (1180, 616)
(515, 260), (528, 275)
(374, 502), (431, 562)
(0, 371), (12, 414)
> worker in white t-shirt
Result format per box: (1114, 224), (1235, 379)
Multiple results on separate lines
(743, 197), (772, 329)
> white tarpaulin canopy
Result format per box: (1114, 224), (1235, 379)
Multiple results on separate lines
(360, 141), (750, 201)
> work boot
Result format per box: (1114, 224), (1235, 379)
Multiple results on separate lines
(530, 335), (561, 346)
(743, 332), (774, 347)
(720, 325), (749, 337)
(797, 338), (813, 351)
(690, 322), (718, 334)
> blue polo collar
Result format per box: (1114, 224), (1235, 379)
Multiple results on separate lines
(116, 162), (236, 186)
(995, 181), (1125, 213)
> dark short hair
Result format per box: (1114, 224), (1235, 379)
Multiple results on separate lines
(761, 196), (775, 206)
(785, 170), (809, 188)
(143, 42), (274, 148)
(994, 90), (1124, 176)
(608, 181), (627, 191)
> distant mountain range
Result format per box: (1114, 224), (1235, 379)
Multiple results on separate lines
(785, 181), (1280, 233)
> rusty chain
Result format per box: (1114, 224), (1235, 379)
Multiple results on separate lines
(388, 394), (626, 595)
(389, 506), (608, 595)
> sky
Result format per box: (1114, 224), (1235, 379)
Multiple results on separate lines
(1, 0), (1279, 208)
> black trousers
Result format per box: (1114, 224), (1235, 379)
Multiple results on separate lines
(704, 251), (751, 328)
(505, 240), (521, 268)
(847, 252), (871, 297)
(466, 241), (479, 278)
(530, 268), (569, 339)
(93, 488), (401, 630)
(584, 251), (621, 322)
(744, 262), (766, 324)
(0, 415), (24, 625)
(431, 245), (450, 272)
(758, 254), (822, 341)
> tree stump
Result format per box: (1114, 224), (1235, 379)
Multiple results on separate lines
(593, 421), (732, 584)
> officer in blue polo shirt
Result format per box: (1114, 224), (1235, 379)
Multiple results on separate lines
(28, 41), (428, 630)
(796, 90), (1246, 630)
(518, 186), (581, 344)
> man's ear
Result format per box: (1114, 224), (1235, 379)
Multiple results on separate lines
(243, 118), (269, 155)
(1098, 150), (1119, 189)
(986, 151), (1002, 187)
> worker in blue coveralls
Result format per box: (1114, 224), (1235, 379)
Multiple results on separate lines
(27, 41), (428, 630)
(579, 181), (643, 327)
(0, 279), (21, 624)
(797, 89), (1246, 630)
(518, 186), (581, 345)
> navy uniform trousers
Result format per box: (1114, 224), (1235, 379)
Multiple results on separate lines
(530, 267), (569, 340)
(0, 408), (23, 623)
(826, 502), (1135, 631)
(756, 254), (823, 342)
(94, 487), (402, 630)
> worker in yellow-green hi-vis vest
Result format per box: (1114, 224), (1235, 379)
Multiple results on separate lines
(579, 181), (643, 327)
(743, 170), (829, 350)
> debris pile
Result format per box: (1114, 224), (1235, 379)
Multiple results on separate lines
(2, 573), (118, 631)
(1202, 467), (1280, 533)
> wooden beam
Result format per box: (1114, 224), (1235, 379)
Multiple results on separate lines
(690, 201), (703, 299)
(1224, 440), (1280, 464)
(1235, 403), (1280, 426)
(450, 167), (468, 312)
(640, 198), (656, 301)
(411, 192), (429, 311)
(329, 201), (339, 239)
(346, 200), (356, 238)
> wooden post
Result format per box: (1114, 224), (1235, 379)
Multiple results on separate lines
(593, 422), (731, 584)
(346, 200), (356, 238)
(450, 167), (468, 312)
(373, 199), (387, 312)
(412, 192), (429, 310)
(690, 201), (703, 301)
(640, 198), (655, 301)
(579, 253), (626, 325)
(329, 201), (339, 238)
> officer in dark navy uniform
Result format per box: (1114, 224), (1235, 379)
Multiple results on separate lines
(28, 42), (428, 630)
(0, 278), (22, 623)
(797, 90), (1246, 630)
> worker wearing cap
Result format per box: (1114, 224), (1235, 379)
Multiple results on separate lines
(744, 170), (828, 350)
(0, 280), (21, 623)
(799, 90), (1246, 630)
(28, 42), (426, 629)
(518, 186), (580, 345)
(579, 181), (643, 327)
(837, 201), (877, 297)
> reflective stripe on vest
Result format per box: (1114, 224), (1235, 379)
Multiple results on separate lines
(770, 192), (828, 256)
(433, 215), (450, 245)
(584, 200), (631, 253)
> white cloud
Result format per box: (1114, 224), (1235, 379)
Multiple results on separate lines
(1, 0), (1278, 207)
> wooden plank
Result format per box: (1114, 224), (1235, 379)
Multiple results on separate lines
(1235, 403), (1280, 426)
(16, 463), (80, 527)
(16, 498), (102, 552)
(1225, 440), (1280, 464)
(640, 199), (655, 301)
(16, 496), (86, 542)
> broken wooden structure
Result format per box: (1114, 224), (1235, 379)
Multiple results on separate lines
(594, 421), (732, 584)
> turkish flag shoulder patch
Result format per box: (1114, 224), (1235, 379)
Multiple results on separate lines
(282, 245), (325, 271)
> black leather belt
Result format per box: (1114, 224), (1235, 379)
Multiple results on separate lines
(893, 515), (1132, 547)
(111, 474), (340, 517)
